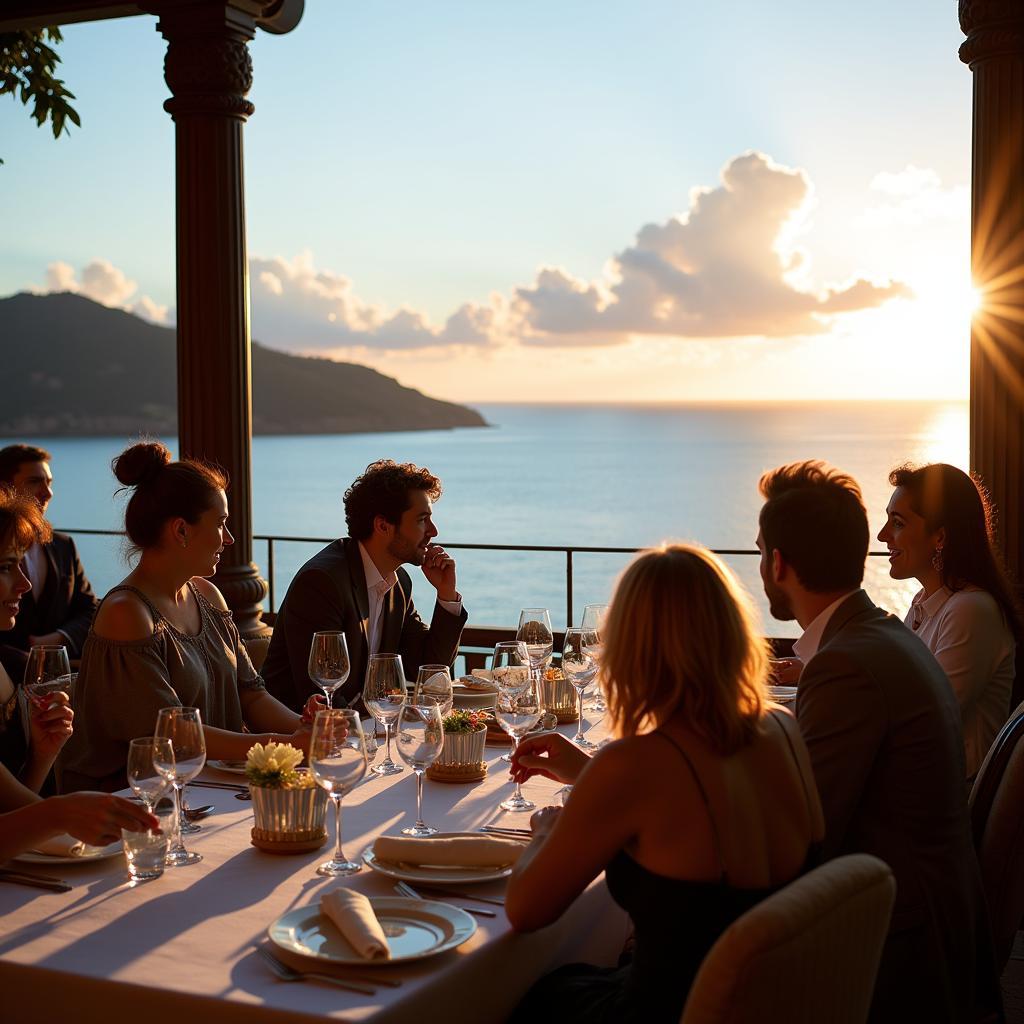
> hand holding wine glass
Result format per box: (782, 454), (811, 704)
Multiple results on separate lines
(308, 631), (350, 709)
(363, 653), (407, 777)
(396, 699), (444, 835)
(153, 706), (206, 867)
(309, 708), (368, 876)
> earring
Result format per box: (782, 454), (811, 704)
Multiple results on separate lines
(181, 538), (188, 549)
(931, 546), (944, 574)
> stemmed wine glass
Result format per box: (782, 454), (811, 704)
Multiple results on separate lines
(153, 707), (206, 867)
(396, 699), (444, 835)
(309, 708), (368, 876)
(23, 644), (72, 706)
(363, 653), (407, 777)
(581, 603), (609, 710)
(127, 737), (173, 812)
(413, 664), (453, 716)
(517, 608), (553, 681)
(308, 631), (350, 708)
(492, 641), (541, 812)
(561, 627), (600, 750)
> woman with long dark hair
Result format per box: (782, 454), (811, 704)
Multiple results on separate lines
(878, 463), (1020, 779)
(62, 442), (322, 792)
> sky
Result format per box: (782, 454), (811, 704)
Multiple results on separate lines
(0, 1), (976, 403)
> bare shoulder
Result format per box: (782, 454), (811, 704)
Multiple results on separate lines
(192, 576), (228, 611)
(93, 591), (157, 641)
(585, 734), (660, 785)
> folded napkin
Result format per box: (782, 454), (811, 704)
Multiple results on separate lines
(465, 670), (498, 691)
(373, 834), (524, 868)
(320, 888), (390, 960)
(32, 834), (102, 858)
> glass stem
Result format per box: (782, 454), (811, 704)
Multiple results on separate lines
(384, 721), (394, 765)
(169, 782), (185, 855)
(332, 793), (344, 864)
(325, 688), (333, 710)
(574, 689), (585, 743)
(415, 769), (425, 827)
(512, 736), (524, 801)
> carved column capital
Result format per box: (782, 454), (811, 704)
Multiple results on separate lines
(959, 0), (1024, 67)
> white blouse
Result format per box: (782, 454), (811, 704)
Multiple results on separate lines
(906, 584), (1016, 779)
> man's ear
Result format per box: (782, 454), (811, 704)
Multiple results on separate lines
(372, 514), (393, 539)
(771, 548), (786, 583)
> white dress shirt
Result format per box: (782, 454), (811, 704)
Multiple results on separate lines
(906, 584), (1015, 779)
(792, 590), (862, 665)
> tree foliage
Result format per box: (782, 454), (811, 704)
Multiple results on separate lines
(0, 28), (80, 165)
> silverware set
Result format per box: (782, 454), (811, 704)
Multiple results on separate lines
(478, 825), (532, 840)
(256, 945), (391, 995)
(0, 868), (71, 892)
(189, 780), (252, 801)
(392, 879), (497, 918)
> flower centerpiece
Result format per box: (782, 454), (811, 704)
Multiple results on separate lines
(246, 741), (328, 853)
(426, 709), (490, 783)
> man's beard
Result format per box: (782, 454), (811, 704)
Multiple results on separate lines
(387, 536), (425, 566)
(763, 579), (795, 622)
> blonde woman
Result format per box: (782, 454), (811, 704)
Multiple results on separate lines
(506, 544), (823, 1024)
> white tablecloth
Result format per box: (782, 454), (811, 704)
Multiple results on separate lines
(1, 715), (627, 1023)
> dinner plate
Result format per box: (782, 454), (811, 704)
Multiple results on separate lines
(768, 685), (797, 706)
(362, 831), (517, 884)
(208, 759), (249, 775)
(268, 897), (476, 965)
(13, 840), (123, 866)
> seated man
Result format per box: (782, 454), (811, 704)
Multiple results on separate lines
(0, 445), (98, 664)
(263, 459), (468, 711)
(756, 460), (998, 1023)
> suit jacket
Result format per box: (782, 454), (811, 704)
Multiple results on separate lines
(797, 590), (999, 1022)
(262, 538), (468, 712)
(0, 532), (98, 658)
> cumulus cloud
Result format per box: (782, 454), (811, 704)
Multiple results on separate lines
(860, 165), (968, 228)
(39, 259), (170, 324)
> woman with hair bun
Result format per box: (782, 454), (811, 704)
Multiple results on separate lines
(878, 463), (1020, 780)
(61, 442), (322, 792)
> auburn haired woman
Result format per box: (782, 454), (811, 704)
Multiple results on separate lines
(62, 442), (321, 792)
(506, 544), (823, 1024)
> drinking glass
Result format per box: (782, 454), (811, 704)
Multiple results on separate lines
(561, 627), (600, 750)
(396, 699), (444, 835)
(309, 708), (368, 876)
(517, 608), (553, 680)
(123, 826), (168, 882)
(492, 641), (540, 812)
(308, 631), (350, 708)
(413, 664), (453, 717)
(153, 707), (206, 867)
(581, 603), (610, 711)
(363, 653), (407, 777)
(23, 644), (72, 710)
(127, 737), (173, 812)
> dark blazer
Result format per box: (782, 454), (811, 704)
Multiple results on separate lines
(797, 590), (999, 1022)
(0, 532), (98, 658)
(262, 538), (468, 712)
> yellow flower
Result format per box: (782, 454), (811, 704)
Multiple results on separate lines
(246, 741), (303, 775)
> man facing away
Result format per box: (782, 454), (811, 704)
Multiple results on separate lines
(0, 445), (99, 667)
(756, 460), (999, 1023)
(263, 459), (468, 712)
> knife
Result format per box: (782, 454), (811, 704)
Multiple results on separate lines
(0, 869), (72, 892)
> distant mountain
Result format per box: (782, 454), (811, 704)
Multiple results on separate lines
(0, 292), (487, 436)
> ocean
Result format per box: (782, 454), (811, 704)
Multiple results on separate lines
(3, 400), (969, 637)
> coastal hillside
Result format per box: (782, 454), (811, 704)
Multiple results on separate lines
(0, 292), (487, 436)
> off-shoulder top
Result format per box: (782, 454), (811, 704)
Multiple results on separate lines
(60, 582), (264, 792)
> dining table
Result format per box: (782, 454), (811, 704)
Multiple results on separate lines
(0, 710), (628, 1024)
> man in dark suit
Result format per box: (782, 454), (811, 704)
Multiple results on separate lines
(756, 460), (999, 1023)
(263, 459), (468, 711)
(0, 446), (98, 667)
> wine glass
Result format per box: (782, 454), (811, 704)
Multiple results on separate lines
(308, 631), (350, 708)
(396, 699), (444, 835)
(581, 603), (609, 711)
(492, 641), (540, 812)
(362, 653), (407, 777)
(23, 644), (72, 710)
(309, 708), (368, 876)
(413, 664), (453, 716)
(153, 707), (206, 867)
(561, 627), (600, 750)
(127, 737), (173, 812)
(517, 608), (553, 681)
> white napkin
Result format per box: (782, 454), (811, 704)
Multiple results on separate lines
(32, 834), (101, 857)
(465, 670), (498, 691)
(373, 834), (524, 868)
(320, 888), (390, 960)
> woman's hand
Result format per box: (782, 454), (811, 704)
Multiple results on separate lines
(511, 732), (591, 785)
(27, 690), (74, 761)
(300, 694), (328, 725)
(529, 805), (562, 837)
(53, 793), (159, 847)
(770, 658), (804, 685)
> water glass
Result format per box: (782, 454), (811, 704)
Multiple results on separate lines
(153, 706), (206, 867)
(308, 631), (350, 708)
(127, 737), (173, 811)
(413, 664), (453, 716)
(396, 700), (444, 835)
(492, 641), (540, 812)
(363, 653), (407, 776)
(561, 628), (600, 750)
(309, 708), (368, 876)
(123, 827), (169, 882)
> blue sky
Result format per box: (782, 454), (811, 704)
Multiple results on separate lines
(1, 2), (975, 400)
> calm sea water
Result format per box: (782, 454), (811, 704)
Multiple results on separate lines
(3, 400), (969, 637)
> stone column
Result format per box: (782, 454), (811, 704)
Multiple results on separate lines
(959, 1), (1024, 580)
(156, 2), (268, 636)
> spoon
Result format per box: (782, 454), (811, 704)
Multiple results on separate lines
(183, 804), (214, 821)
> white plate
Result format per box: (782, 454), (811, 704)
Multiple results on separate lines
(768, 685), (797, 706)
(13, 840), (123, 866)
(362, 832), (517, 884)
(208, 759), (249, 775)
(268, 897), (476, 965)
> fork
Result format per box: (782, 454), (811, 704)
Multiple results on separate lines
(393, 880), (497, 918)
(256, 946), (378, 995)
